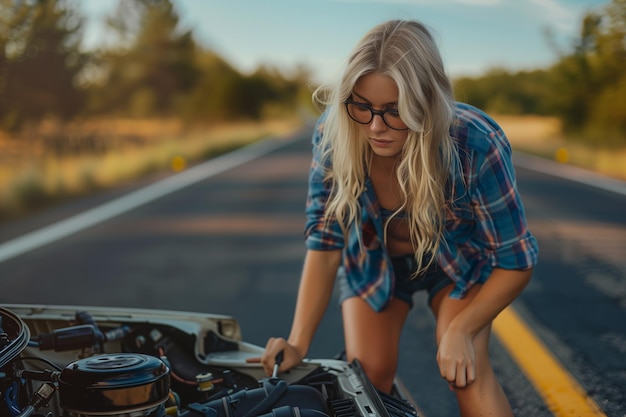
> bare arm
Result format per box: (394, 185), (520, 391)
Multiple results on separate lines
(437, 267), (532, 387)
(451, 267), (531, 337)
(261, 249), (342, 375)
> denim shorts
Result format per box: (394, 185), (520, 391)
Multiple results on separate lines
(337, 255), (454, 309)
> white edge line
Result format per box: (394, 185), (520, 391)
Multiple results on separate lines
(2, 141), (622, 264)
(513, 151), (626, 196)
(0, 135), (298, 264)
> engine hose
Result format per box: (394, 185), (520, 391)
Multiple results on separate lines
(4, 382), (22, 417)
(14, 405), (34, 417)
(241, 379), (288, 417)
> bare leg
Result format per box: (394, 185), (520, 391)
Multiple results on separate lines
(341, 296), (410, 393)
(431, 284), (514, 417)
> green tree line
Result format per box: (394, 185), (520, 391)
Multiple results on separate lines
(0, 0), (624, 146)
(0, 0), (313, 131)
(454, 0), (626, 147)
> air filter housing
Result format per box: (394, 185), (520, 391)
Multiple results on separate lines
(59, 353), (170, 416)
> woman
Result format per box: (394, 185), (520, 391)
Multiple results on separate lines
(261, 19), (538, 416)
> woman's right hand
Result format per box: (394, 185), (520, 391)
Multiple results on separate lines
(261, 337), (305, 376)
(259, 250), (341, 377)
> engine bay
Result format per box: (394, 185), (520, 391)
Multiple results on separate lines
(0, 304), (419, 417)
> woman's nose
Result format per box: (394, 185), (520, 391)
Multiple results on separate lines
(369, 113), (387, 132)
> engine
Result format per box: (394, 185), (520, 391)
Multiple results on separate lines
(0, 305), (419, 417)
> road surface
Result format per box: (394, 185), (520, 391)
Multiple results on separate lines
(1, 127), (624, 416)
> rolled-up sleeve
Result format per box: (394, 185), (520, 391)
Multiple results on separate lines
(304, 115), (345, 250)
(472, 129), (539, 270)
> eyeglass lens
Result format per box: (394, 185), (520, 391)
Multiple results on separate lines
(345, 101), (407, 130)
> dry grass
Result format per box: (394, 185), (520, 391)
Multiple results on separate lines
(493, 115), (563, 150)
(493, 114), (626, 181)
(0, 117), (304, 220)
(0, 114), (623, 223)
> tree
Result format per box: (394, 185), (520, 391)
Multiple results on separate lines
(0, 0), (86, 130)
(586, 0), (626, 143)
(453, 68), (552, 115)
(453, 0), (626, 146)
(89, 0), (200, 117)
(550, 0), (626, 143)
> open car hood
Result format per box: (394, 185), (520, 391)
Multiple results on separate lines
(0, 303), (419, 417)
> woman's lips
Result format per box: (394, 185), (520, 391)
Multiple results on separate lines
(369, 137), (393, 147)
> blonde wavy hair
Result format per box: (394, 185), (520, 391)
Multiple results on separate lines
(313, 20), (460, 276)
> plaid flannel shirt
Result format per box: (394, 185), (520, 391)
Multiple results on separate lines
(304, 102), (539, 312)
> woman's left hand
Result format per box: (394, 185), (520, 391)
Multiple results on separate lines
(436, 326), (476, 389)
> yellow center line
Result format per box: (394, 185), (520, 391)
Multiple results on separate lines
(493, 306), (607, 417)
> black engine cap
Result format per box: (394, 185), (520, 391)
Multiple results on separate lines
(59, 353), (170, 415)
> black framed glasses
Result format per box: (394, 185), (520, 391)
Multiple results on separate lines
(344, 99), (408, 131)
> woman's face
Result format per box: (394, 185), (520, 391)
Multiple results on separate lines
(350, 72), (409, 159)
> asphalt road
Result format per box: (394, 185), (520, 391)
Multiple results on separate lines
(0, 127), (624, 416)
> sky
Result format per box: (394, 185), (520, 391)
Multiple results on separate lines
(79, 0), (610, 82)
